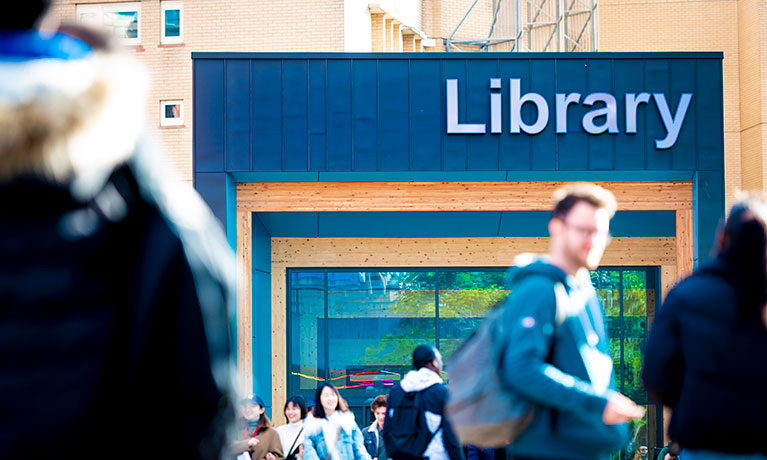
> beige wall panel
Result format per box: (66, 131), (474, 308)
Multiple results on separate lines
(272, 237), (676, 267)
(600, 0), (741, 206)
(421, 0), (440, 38)
(725, 131), (743, 208)
(738, 0), (767, 199)
(238, 181), (692, 212)
(741, 124), (766, 190)
(371, 13), (384, 51)
(236, 211), (253, 396)
(761, 1), (767, 125)
(739, 0), (762, 131)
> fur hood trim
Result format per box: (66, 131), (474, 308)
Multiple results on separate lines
(0, 52), (147, 191)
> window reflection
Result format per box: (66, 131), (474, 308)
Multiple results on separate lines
(289, 267), (660, 446)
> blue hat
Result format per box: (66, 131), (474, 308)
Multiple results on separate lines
(242, 393), (265, 407)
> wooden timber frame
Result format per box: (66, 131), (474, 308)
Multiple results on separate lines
(234, 180), (694, 419)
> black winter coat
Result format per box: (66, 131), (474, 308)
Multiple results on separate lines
(0, 162), (235, 460)
(384, 380), (464, 460)
(643, 260), (767, 454)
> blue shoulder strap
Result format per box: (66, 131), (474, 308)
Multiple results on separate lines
(0, 30), (91, 60)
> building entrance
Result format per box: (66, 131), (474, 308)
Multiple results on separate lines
(287, 267), (661, 455)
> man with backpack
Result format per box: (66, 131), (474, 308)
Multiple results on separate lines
(495, 183), (645, 460)
(384, 344), (464, 460)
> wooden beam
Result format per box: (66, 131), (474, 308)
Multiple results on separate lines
(675, 209), (694, 279)
(271, 268), (287, 425)
(237, 181), (692, 212)
(236, 210), (253, 396)
(660, 264), (677, 302)
(272, 236), (676, 267)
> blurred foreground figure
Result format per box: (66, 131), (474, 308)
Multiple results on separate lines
(644, 194), (767, 460)
(0, 2), (235, 459)
(497, 183), (644, 460)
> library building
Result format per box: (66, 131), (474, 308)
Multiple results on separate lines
(192, 52), (724, 452)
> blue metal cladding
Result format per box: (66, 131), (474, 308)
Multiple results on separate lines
(192, 52), (724, 175)
(192, 52), (724, 260)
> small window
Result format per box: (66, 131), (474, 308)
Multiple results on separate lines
(76, 2), (141, 46)
(161, 100), (183, 126)
(161, 1), (183, 45)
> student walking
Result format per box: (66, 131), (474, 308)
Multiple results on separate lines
(384, 344), (464, 460)
(303, 383), (371, 460)
(495, 183), (645, 460)
(230, 394), (284, 460)
(644, 193), (767, 460)
(363, 395), (387, 460)
(277, 396), (309, 460)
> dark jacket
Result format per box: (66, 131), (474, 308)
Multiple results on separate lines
(363, 422), (386, 460)
(385, 368), (464, 460)
(0, 30), (234, 460)
(643, 260), (767, 454)
(496, 260), (628, 460)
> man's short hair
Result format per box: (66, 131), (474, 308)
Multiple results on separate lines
(412, 344), (437, 369)
(370, 394), (387, 412)
(551, 183), (617, 220)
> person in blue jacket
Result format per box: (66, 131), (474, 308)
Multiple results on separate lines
(495, 183), (645, 460)
(303, 383), (371, 460)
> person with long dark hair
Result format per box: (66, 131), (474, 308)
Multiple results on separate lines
(303, 383), (371, 460)
(276, 396), (309, 460)
(644, 193), (767, 460)
(230, 394), (284, 460)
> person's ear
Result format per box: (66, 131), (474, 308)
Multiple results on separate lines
(716, 228), (729, 253)
(549, 218), (562, 238)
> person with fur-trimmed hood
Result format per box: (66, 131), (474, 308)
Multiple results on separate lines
(303, 383), (371, 460)
(0, 2), (235, 459)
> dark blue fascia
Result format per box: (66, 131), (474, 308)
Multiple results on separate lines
(192, 52), (724, 60)
(256, 210), (676, 238)
(230, 171), (695, 182)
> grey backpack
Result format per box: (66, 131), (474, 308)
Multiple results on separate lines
(445, 282), (568, 447)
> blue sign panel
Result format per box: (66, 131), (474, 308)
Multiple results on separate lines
(193, 52), (723, 175)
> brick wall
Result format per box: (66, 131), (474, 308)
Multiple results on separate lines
(48, 0), (345, 186)
(600, 0), (742, 207)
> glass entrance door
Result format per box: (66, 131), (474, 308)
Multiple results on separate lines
(287, 267), (661, 456)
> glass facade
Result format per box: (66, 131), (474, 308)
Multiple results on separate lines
(288, 267), (660, 455)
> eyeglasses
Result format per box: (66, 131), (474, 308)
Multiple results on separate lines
(562, 220), (612, 244)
